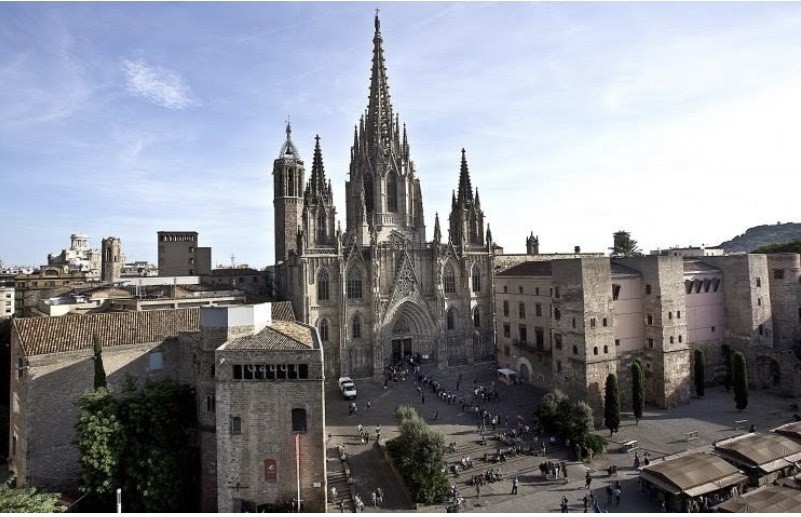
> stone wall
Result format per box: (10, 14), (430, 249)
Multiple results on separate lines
(766, 254), (801, 351)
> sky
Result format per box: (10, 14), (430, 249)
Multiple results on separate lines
(3, 2), (801, 269)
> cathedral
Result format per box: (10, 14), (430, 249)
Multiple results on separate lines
(272, 13), (495, 379)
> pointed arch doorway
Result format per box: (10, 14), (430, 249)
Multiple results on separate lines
(382, 300), (436, 368)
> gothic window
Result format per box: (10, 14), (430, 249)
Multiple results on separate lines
(473, 307), (481, 329)
(443, 264), (456, 294)
(317, 210), (327, 243)
(387, 172), (398, 212)
(319, 319), (329, 342)
(318, 269), (329, 302)
(469, 217), (477, 244)
(288, 173), (294, 198)
(472, 263), (481, 293)
(347, 266), (363, 299)
(352, 315), (362, 339)
(364, 180), (374, 214)
(446, 308), (455, 330)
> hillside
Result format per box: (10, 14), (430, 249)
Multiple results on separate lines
(719, 222), (801, 254)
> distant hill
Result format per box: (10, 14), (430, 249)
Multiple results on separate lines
(719, 223), (801, 254)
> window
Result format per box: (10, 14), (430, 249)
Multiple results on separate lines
(554, 287), (560, 298)
(554, 307), (561, 320)
(756, 277), (761, 287)
(447, 308), (455, 330)
(572, 318), (576, 329)
(472, 263), (481, 293)
(603, 345), (608, 353)
(231, 416), (242, 435)
(602, 318), (608, 327)
(504, 346), (511, 356)
(647, 338), (654, 349)
(211, 364), (215, 378)
(443, 265), (456, 294)
(590, 317), (596, 328)
(775, 269), (785, 280)
(352, 316), (361, 339)
(347, 267), (363, 299)
(668, 312), (672, 320)
(387, 172), (398, 212)
(758, 324), (764, 336)
(318, 269), (330, 301)
(503, 285), (508, 294)
(685, 280), (694, 295)
(189, 246), (194, 253)
(188, 258), (195, 265)
(535, 287), (540, 296)
(758, 298), (762, 307)
(473, 308), (481, 329)
(612, 284), (621, 301)
(556, 360), (562, 373)
(669, 336), (674, 344)
(647, 314), (653, 325)
(678, 335), (683, 343)
(518, 286), (524, 294)
(519, 303), (526, 318)
(615, 339), (620, 347)
(593, 346), (598, 355)
(677, 310), (681, 319)
(149, 350), (164, 371)
(703, 279), (711, 292)
(503, 323), (510, 338)
(519, 325), (528, 343)
(645, 284), (652, 295)
(535, 327), (544, 348)
(17, 358), (24, 379)
(292, 408), (308, 433)
(206, 395), (216, 412)
(554, 333), (562, 350)
(503, 300), (509, 317)
(535, 303), (542, 317)
(319, 319), (329, 342)
(572, 344), (578, 355)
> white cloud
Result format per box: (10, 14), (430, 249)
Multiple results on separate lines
(121, 58), (195, 109)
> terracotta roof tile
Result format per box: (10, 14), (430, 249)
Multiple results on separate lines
(271, 301), (296, 322)
(223, 321), (314, 351)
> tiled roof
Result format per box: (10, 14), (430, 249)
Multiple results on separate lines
(13, 308), (200, 357)
(223, 321), (314, 351)
(643, 453), (740, 491)
(271, 301), (296, 322)
(714, 485), (801, 512)
(497, 261), (552, 277)
(715, 433), (801, 466)
(774, 421), (801, 439)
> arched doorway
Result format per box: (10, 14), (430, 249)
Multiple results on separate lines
(519, 363), (530, 383)
(382, 300), (436, 369)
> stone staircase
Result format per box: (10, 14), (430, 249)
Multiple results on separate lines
(326, 447), (355, 512)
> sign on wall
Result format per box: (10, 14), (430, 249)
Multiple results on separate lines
(264, 459), (277, 482)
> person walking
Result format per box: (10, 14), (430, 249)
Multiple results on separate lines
(475, 483), (481, 500)
(614, 486), (622, 506)
(561, 495), (569, 513)
(367, 400), (372, 411)
(511, 476), (519, 495)
(376, 487), (384, 507)
(585, 471), (592, 489)
(433, 409), (438, 420)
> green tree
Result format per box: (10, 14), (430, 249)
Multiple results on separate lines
(733, 351), (749, 411)
(694, 349), (706, 397)
(75, 379), (199, 512)
(722, 343), (733, 391)
(603, 374), (620, 435)
(611, 231), (641, 257)
(753, 240), (801, 254)
(92, 334), (107, 390)
(535, 390), (594, 445)
(631, 359), (644, 424)
(0, 475), (66, 513)
(385, 406), (448, 504)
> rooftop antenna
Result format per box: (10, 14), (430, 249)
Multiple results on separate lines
(231, 254), (236, 267)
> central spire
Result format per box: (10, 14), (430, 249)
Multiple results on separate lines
(366, 10), (395, 159)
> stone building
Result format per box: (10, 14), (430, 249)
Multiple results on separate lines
(12, 265), (93, 316)
(273, 14), (494, 380)
(7, 301), (325, 512)
(157, 231), (212, 276)
(100, 236), (122, 283)
(46, 233), (101, 280)
(0, 286), (14, 318)
(495, 251), (801, 413)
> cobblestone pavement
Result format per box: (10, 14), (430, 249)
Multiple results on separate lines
(325, 362), (799, 513)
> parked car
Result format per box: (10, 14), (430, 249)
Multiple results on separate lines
(338, 377), (357, 399)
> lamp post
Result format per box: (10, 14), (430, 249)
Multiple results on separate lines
(116, 488), (121, 513)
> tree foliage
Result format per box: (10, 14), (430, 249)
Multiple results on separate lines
(631, 359), (644, 424)
(752, 240), (801, 254)
(733, 351), (749, 411)
(611, 231), (641, 257)
(722, 343), (733, 391)
(694, 349), (706, 397)
(603, 374), (620, 435)
(75, 378), (199, 512)
(385, 406), (448, 504)
(535, 389), (595, 445)
(92, 334), (107, 390)
(0, 475), (66, 513)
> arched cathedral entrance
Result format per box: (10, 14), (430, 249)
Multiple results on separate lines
(379, 300), (436, 372)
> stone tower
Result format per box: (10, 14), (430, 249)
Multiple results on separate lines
(101, 236), (122, 283)
(526, 232), (539, 255)
(300, 136), (337, 251)
(448, 150), (486, 248)
(272, 123), (305, 298)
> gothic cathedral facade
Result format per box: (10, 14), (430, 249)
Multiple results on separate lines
(272, 14), (495, 379)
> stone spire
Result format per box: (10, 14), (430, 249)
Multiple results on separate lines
(456, 148), (474, 206)
(278, 121), (300, 160)
(305, 135), (329, 203)
(433, 213), (442, 244)
(366, 10), (395, 160)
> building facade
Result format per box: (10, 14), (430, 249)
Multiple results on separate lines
(273, 14), (495, 380)
(0, 286), (14, 318)
(46, 234), (102, 281)
(157, 231), (212, 277)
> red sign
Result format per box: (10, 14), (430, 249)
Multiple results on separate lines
(264, 459), (277, 482)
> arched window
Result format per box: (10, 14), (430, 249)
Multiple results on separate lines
(443, 264), (456, 294)
(347, 266), (363, 299)
(288, 173), (294, 198)
(447, 308), (455, 330)
(472, 263), (481, 293)
(473, 307), (481, 329)
(352, 315), (361, 339)
(387, 172), (398, 212)
(319, 319), (329, 342)
(317, 269), (329, 302)
(317, 210), (327, 243)
(469, 217), (477, 243)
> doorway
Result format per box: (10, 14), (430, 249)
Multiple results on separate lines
(391, 338), (412, 364)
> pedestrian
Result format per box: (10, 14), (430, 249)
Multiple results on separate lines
(585, 471), (592, 489)
(583, 494), (589, 513)
(327, 432), (332, 443)
(371, 491), (377, 507)
(364, 432), (370, 445)
(434, 410), (438, 420)
(606, 485), (613, 505)
(330, 486), (338, 503)
(367, 400), (372, 411)
(421, 394), (425, 404)
(561, 495), (569, 513)
(511, 476), (519, 495)
(376, 487), (384, 507)
(475, 483), (481, 499)
(339, 500), (345, 513)
(357, 423), (364, 434)
(614, 486), (622, 506)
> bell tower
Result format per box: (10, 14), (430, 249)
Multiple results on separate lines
(273, 122), (305, 264)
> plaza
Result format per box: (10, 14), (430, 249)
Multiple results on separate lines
(325, 362), (801, 513)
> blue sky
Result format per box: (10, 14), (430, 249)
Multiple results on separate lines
(3, 2), (801, 268)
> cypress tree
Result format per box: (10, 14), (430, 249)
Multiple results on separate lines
(604, 373), (620, 435)
(722, 343), (733, 391)
(631, 360), (644, 424)
(92, 334), (107, 390)
(733, 351), (748, 411)
(694, 349), (705, 397)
